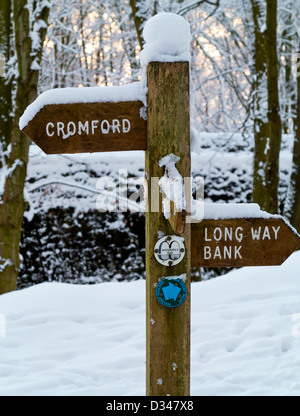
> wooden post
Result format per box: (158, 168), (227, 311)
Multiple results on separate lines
(145, 61), (191, 396)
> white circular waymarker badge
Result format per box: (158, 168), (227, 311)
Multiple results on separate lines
(154, 235), (185, 267)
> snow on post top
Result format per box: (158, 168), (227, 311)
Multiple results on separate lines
(140, 12), (191, 67)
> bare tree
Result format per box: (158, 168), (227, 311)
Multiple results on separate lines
(0, 0), (49, 294)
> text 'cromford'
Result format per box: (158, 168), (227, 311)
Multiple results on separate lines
(46, 118), (131, 139)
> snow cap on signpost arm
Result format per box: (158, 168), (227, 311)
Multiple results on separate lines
(140, 12), (191, 68)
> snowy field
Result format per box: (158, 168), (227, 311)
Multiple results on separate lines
(0, 251), (300, 396)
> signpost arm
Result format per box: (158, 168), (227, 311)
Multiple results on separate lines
(145, 61), (191, 396)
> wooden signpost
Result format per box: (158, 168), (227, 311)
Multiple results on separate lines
(191, 217), (300, 268)
(145, 61), (191, 396)
(22, 100), (147, 154)
(20, 16), (300, 397)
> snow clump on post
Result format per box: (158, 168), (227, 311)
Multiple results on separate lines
(140, 12), (191, 67)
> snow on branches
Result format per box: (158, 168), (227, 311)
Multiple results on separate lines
(27, 0), (50, 71)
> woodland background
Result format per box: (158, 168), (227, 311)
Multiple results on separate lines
(1, 0), (300, 293)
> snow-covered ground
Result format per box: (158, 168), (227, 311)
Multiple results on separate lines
(0, 251), (299, 396)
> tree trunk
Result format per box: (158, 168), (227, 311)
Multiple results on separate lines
(284, 41), (300, 233)
(0, 0), (13, 150)
(0, 0), (49, 294)
(251, 0), (281, 214)
(281, 10), (296, 134)
(0, 0), (15, 292)
(129, 0), (158, 50)
(251, 0), (269, 210)
(264, 0), (281, 214)
(129, 0), (145, 50)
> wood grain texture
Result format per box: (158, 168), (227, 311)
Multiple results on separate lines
(22, 101), (147, 154)
(191, 217), (300, 267)
(145, 62), (191, 396)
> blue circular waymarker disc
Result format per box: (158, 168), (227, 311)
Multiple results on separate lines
(156, 278), (187, 308)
